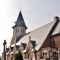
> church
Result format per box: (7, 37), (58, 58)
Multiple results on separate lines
(1, 11), (60, 60)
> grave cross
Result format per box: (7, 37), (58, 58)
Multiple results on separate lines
(3, 40), (7, 60)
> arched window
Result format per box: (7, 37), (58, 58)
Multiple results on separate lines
(18, 28), (19, 33)
(16, 28), (19, 33)
(21, 29), (24, 33)
(43, 52), (47, 57)
(16, 29), (17, 33)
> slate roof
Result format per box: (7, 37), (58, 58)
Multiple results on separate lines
(16, 20), (56, 51)
(6, 48), (9, 52)
(16, 32), (30, 43)
(10, 33), (30, 47)
(12, 11), (27, 29)
(31, 40), (36, 48)
(16, 35), (24, 43)
(15, 45), (19, 51)
(22, 43), (27, 50)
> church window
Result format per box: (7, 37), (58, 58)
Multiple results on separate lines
(43, 52), (47, 58)
(16, 29), (17, 33)
(21, 29), (24, 33)
(16, 28), (19, 33)
(18, 28), (19, 33)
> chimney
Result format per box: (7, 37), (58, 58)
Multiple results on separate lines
(54, 16), (59, 21)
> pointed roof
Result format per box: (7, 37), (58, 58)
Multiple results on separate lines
(31, 40), (36, 48)
(12, 11), (27, 29)
(6, 48), (9, 53)
(21, 43), (27, 50)
(15, 45), (19, 51)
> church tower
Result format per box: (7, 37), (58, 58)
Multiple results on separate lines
(11, 11), (27, 45)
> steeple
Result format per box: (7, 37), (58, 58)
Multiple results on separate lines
(12, 11), (27, 38)
(12, 11), (27, 29)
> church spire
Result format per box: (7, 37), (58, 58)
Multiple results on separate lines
(11, 11), (27, 45)
(12, 11), (27, 29)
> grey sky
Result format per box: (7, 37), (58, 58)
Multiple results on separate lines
(0, 0), (60, 56)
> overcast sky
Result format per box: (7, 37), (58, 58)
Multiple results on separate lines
(0, 0), (60, 56)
